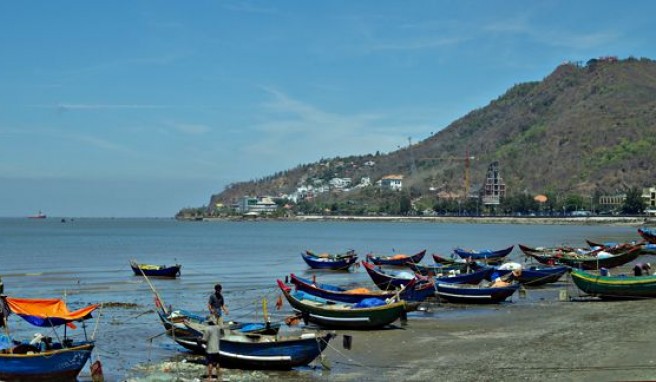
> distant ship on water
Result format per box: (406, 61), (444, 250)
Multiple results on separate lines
(28, 211), (47, 219)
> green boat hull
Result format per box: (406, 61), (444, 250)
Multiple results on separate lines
(278, 281), (406, 329)
(570, 268), (656, 299)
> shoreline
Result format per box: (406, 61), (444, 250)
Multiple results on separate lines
(186, 215), (654, 226)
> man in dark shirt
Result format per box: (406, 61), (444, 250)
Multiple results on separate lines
(208, 283), (229, 326)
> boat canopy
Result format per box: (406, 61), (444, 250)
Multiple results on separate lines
(4, 297), (99, 328)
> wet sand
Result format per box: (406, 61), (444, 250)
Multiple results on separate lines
(125, 270), (656, 382)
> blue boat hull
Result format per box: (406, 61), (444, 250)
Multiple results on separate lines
(291, 274), (434, 303)
(171, 332), (333, 369)
(436, 282), (520, 304)
(363, 261), (490, 291)
(453, 245), (514, 261)
(131, 264), (181, 277)
(366, 250), (426, 266)
(0, 342), (94, 381)
(489, 266), (568, 286)
(301, 252), (358, 270)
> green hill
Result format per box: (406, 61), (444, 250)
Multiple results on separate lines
(187, 57), (656, 217)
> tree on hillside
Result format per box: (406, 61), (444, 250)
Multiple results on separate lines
(399, 194), (412, 215)
(622, 187), (644, 214)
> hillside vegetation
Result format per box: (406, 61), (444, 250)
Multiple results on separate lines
(187, 57), (656, 216)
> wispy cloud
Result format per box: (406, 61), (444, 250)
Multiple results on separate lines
(237, 87), (429, 171)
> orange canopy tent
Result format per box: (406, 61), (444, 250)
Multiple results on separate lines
(4, 297), (99, 328)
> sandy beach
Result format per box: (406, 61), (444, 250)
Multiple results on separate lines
(125, 265), (656, 382)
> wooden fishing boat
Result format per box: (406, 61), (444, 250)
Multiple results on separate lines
(172, 320), (334, 370)
(487, 265), (569, 286)
(435, 281), (520, 304)
(432, 253), (460, 265)
(362, 261), (490, 291)
(406, 261), (475, 276)
(638, 228), (656, 244)
(130, 260), (181, 278)
(453, 245), (514, 262)
(365, 249), (426, 266)
(289, 273), (433, 303)
(277, 280), (407, 329)
(570, 268), (656, 299)
(519, 244), (642, 270)
(157, 307), (281, 337)
(300, 250), (358, 270)
(0, 297), (99, 381)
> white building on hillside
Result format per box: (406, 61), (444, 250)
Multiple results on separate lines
(380, 175), (403, 191)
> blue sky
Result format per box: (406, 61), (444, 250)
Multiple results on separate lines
(1, 1), (655, 217)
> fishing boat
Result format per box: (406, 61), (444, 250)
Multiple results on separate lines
(157, 307), (281, 337)
(638, 228), (656, 244)
(300, 250), (358, 270)
(130, 260), (182, 278)
(519, 244), (642, 270)
(174, 320), (334, 370)
(365, 249), (426, 266)
(453, 245), (514, 262)
(435, 281), (520, 304)
(406, 261), (476, 276)
(487, 265), (569, 286)
(570, 268), (656, 299)
(27, 211), (46, 219)
(362, 261), (490, 291)
(0, 297), (99, 381)
(289, 273), (433, 303)
(276, 280), (407, 330)
(431, 253), (460, 265)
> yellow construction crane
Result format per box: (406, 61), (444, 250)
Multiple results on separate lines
(420, 151), (476, 198)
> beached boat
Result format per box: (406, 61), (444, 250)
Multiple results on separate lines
(487, 265), (569, 286)
(173, 320), (334, 370)
(130, 260), (181, 278)
(453, 245), (514, 262)
(570, 268), (656, 299)
(365, 249), (426, 266)
(289, 273), (433, 303)
(157, 307), (281, 337)
(277, 280), (407, 329)
(362, 261), (490, 291)
(300, 250), (358, 270)
(638, 228), (656, 244)
(519, 244), (642, 270)
(0, 297), (99, 381)
(432, 253), (460, 265)
(406, 261), (475, 276)
(435, 281), (520, 304)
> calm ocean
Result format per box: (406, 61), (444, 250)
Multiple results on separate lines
(0, 218), (642, 380)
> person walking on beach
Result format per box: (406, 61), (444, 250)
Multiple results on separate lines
(634, 262), (651, 276)
(201, 320), (221, 381)
(208, 283), (229, 326)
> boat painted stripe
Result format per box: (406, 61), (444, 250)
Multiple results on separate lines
(219, 350), (292, 362)
(437, 292), (492, 299)
(292, 309), (371, 322)
(174, 339), (292, 361)
(572, 272), (656, 285)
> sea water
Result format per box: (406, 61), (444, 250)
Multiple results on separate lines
(0, 218), (641, 380)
